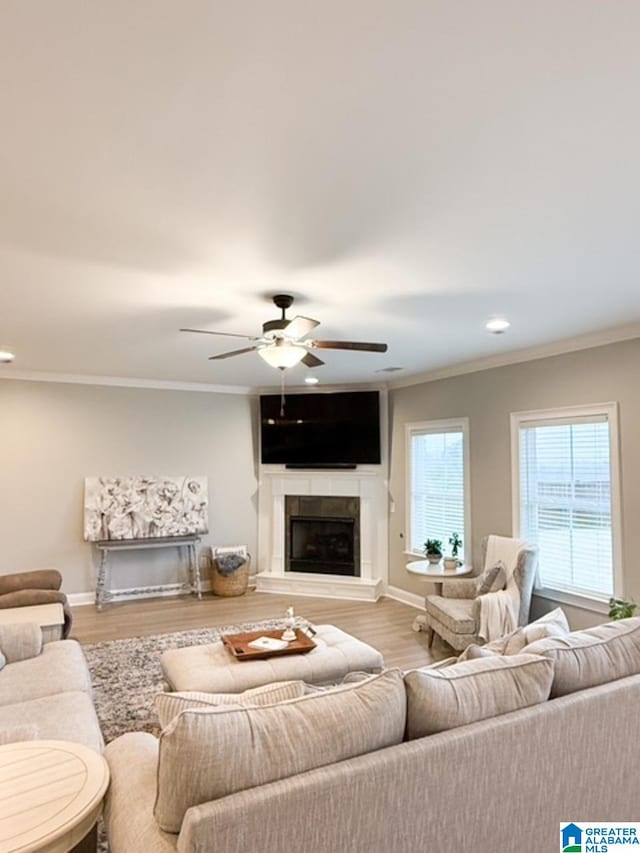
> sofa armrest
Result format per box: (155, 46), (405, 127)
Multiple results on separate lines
(442, 578), (478, 599)
(0, 623), (42, 663)
(0, 569), (62, 595)
(104, 733), (178, 853)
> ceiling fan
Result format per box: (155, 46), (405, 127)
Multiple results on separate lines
(180, 294), (388, 369)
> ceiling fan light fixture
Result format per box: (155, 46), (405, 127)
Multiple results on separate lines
(257, 341), (307, 369)
(486, 317), (510, 334)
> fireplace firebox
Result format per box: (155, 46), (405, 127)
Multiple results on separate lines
(285, 496), (360, 577)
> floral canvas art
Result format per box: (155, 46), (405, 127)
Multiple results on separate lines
(84, 476), (209, 542)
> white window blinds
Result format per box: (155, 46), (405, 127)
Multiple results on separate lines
(519, 416), (614, 598)
(409, 426), (466, 557)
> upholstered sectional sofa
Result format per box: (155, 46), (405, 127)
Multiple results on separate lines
(103, 616), (640, 853)
(0, 623), (103, 751)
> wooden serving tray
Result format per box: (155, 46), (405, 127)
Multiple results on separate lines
(222, 628), (316, 661)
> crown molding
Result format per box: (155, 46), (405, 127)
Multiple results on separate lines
(255, 381), (387, 394)
(0, 369), (253, 395)
(387, 321), (640, 390)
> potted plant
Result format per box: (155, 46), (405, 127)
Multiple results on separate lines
(443, 532), (463, 572)
(424, 539), (443, 565)
(608, 597), (637, 620)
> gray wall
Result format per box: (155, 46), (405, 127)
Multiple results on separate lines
(0, 380), (258, 594)
(388, 338), (640, 629)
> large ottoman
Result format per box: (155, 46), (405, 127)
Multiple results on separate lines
(160, 624), (384, 693)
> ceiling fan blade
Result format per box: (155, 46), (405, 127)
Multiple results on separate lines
(181, 328), (258, 341)
(310, 340), (388, 353)
(208, 346), (258, 360)
(284, 315), (320, 340)
(302, 351), (325, 368)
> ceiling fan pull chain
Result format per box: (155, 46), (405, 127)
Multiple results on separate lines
(280, 367), (286, 416)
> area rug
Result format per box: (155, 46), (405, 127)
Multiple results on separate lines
(83, 617), (288, 743)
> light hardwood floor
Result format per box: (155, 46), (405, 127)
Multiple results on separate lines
(71, 591), (446, 670)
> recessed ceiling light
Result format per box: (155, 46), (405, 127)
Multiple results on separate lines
(486, 318), (510, 334)
(304, 376), (319, 385)
(0, 349), (15, 363)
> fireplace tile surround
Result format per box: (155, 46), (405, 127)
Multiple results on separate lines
(285, 495), (361, 576)
(256, 468), (387, 601)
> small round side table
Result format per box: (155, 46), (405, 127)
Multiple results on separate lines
(0, 740), (109, 853)
(405, 559), (474, 632)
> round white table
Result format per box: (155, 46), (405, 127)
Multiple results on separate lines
(406, 559), (474, 632)
(0, 740), (109, 853)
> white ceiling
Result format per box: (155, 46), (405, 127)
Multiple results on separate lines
(1, 0), (640, 390)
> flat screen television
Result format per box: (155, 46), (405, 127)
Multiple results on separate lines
(260, 391), (381, 466)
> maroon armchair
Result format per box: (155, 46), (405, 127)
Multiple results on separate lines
(0, 569), (72, 638)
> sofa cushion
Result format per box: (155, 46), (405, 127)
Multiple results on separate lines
(425, 596), (476, 635)
(524, 616), (640, 697)
(0, 724), (39, 745)
(0, 639), (93, 706)
(404, 654), (554, 739)
(155, 680), (306, 728)
(0, 622), (42, 663)
(154, 668), (406, 833)
(0, 691), (104, 752)
(476, 561), (508, 595)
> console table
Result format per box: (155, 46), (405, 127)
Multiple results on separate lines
(94, 535), (202, 610)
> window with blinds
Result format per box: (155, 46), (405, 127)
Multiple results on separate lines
(515, 407), (619, 599)
(407, 420), (468, 557)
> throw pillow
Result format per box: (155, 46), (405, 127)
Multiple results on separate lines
(215, 552), (246, 576)
(457, 644), (499, 662)
(502, 607), (570, 655)
(404, 654), (554, 739)
(0, 623), (42, 663)
(154, 668), (406, 833)
(476, 561), (507, 595)
(457, 607), (570, 660)
(155, 680), (306, 728)
(523, 616), (640, 697)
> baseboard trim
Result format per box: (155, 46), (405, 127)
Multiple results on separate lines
(69, 579), (418, 609)
(69, 580), (213, 607)
(383, 585), (425, 610)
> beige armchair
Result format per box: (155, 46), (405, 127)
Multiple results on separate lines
(424, 536), (538, 651)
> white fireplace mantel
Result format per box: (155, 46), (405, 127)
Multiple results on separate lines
(255, 466), (388, 602)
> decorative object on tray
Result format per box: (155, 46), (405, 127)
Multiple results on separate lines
(222, 628), (316, 660)
(424, 538), (443, 564)
(212, 546), (250, 597)
(84, 475), (208, 541)
(443, 532), (463, 571)
(281, 606), (297, 642)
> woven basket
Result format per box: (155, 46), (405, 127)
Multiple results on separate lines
(211, 553), (251, 597)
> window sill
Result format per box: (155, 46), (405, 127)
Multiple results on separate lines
(533, 587), (610, 615)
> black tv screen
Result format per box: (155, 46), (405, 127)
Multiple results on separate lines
(260, 391), (381, 465)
